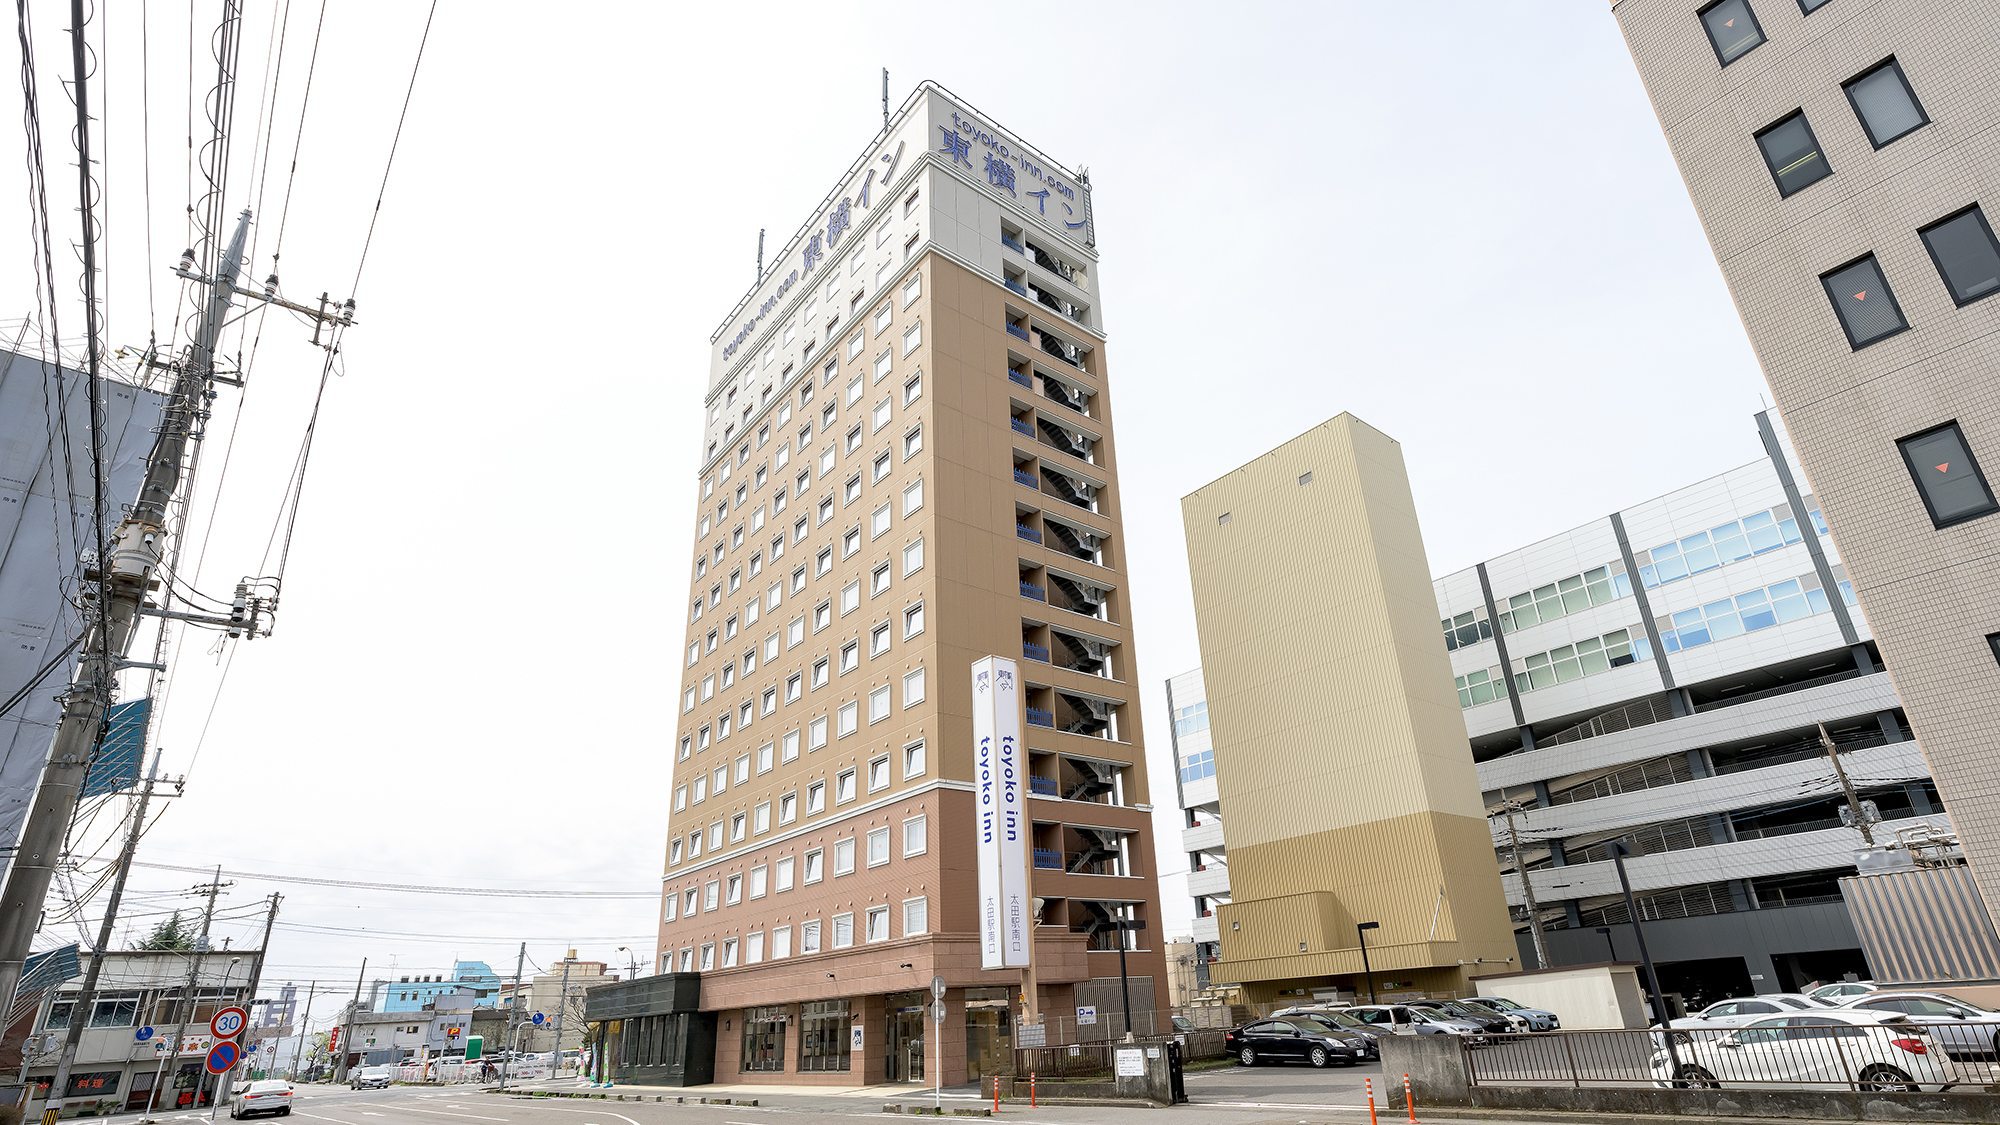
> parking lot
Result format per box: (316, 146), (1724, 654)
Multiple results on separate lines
(1181, 1053), (1388, 1112)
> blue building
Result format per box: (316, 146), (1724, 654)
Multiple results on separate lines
(373, 962), (502, 1012)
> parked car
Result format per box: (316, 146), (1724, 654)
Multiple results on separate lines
(1461, 995), (1560, 1031)
(349, 1066), (393, 1091)
(1650, 1011), (1965, 1091)
(1838, 991), (2000, 1059)
(1345, 1003), (1490, 1043)
(1285, 1011), (1382, 1059)
(1656, 994), (1832, 1043)
(1409, 999), (1511, 1034)
(227, 1080), (294, 1119)
(1808, 980), (1878, 1002)
(1225, 1017), (1374, 1068)
(1280, 1006), (1384, 1045)
(1170, 1015), (1197, 1034)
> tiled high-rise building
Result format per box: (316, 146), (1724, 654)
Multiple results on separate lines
(1617, 1), (2000, 917)
(656, 82), (1166, 1088)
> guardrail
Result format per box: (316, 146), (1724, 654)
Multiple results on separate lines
(1464, 1023), (2000, 1092)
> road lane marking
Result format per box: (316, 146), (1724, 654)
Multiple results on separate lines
(294, 1113), (366, 1125)
(512, 1107), (642, 1125)
(384, 1107), (509, 1122)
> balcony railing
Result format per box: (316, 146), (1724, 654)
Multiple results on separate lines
(1023, 641), (1050, 662)
(1010, 417), (1035, 436)
(1019, 581), (1045, 600)
(1015, 523), (1042, 544)
(1029, 775), (1059, 796)
(1006, 323), (1031, 342)
(1003, 278), (1028, 297)
(1001, 235), (1025, 254)
(1032, 848), (1063, 870)
(1013, 468), (1039, 488)
(1008, 368), (1032, 388)
(1025, 706), (1054, 728)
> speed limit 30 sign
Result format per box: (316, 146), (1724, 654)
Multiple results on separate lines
(210, 1006), (249, 1040)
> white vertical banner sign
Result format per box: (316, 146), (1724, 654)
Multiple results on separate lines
(973, 656), (1031, 969)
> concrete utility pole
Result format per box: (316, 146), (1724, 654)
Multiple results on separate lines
(1821, 722), (1877, 846)
(41, 752), (166, 1120)
(334, 959), (366, 1084)
(142, 868), (228, 1122)
(498, 943), (524, 1091)
(0, 211), (251, 1023)
(1495, 798), (1551, 970)
(213, 894), (280, 1106)
(549, 955), (575, 1069)
(288, 984), (317, 1080)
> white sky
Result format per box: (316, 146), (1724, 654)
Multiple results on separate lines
(0, 0), (1775, 1018)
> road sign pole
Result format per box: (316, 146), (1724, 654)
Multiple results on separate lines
(930, 975), (945, 1114)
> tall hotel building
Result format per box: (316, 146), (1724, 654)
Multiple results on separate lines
(1617, 1), (2000, 920)
(656, 83), (1166, 1087)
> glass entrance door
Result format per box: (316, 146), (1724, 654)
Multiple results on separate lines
(884, 991), (926, 1083)
(963, 988), (1013, 1083)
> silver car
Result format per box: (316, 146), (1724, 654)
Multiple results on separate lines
(1345, 1003), (1490, 1044)
(1840, 991), (2000, 1059)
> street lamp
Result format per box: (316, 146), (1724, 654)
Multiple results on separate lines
(1355, 922), (1380, 1005)
(615, 947), (644, 983)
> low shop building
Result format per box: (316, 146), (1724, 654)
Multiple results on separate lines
(580, 974), (713, 1087)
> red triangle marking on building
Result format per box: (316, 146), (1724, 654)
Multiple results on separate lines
(1937, 462), (1952, 474)
(1725, 17), (1736, 26)
(1853, 290), (1867, 301)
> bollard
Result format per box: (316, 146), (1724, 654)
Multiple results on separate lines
(1365, 1077), (1379, 1125)
(1030, 1072), (1036, 1109)
(1404, 1072), (1416, 1124)
(991, 1075), (1000, 1113)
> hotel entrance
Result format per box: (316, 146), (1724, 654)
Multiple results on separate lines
(963, 988), (1013, 1083)
(884, 991), (926, 1082)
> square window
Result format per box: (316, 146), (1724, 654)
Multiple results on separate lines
(873, 399), (892, 432)
(1697, 0), (1763, 66)
(847, 376), (865, 406)
(1754, 111), (1831, 197)
(869, 686), (890, 724)
(904, 426), (924, 459)
(870, 623), (890, 657)
(871, 563), (891, 596)
(783, 729), (801, 761)
(842, 580), (861, 615)
(786, 674), (802, 703)
(904, 538), (925, 575)
(903, 273), (921, 306)
(904, 603), (925, 638)
(834, 837), (856, 874)
(813, 658), (830, 689)
(844, 474), (862, 505)
(746, 931), (764, 964)
(840, 642), (858, 674)
(779, 791), (797, 823)
(1844, 58), (1928, 148)
(903, 813), (927, 857)
(810, 716), (828, 750)
(874, 351), (893, 382)
(903, 666), (926, 707)
(772, 926), (791, 958)
(872, 503), (892, 538)
(873, 303), (892, 334)
(801, 920), (822, 954)
(873, 451), (892, 482)
(837, 768), (857, 804)
(804, 848), (824, 882)
(814, 601), (832, 632)
(848, 331), (865, 360)
(726, 873), (742, 904)
(704, 881), (719, 911)
(837, 700), (858, 737)
(807, 780), (826, 814)
(832, 913), (854, 949)
(731, 813), (746, 843)
(904, 372), (922, 405)
(903, 739), (926, 778)
(866, 905), (889, 943)
(903, 479), (924, 515)
(902, 321), (922, 356)
(699, 943), (715, 971)
(867, 827), (890, 866)
(903, 896), (928, 936)
(1920, 206), (2000, 306)
(758, 742), (774, 772)
(1820, 254), (1907, 349)
(754, 802), (770, 834)
(1898, 421), (1999, 528)
(736, 754), (751, 784)
(775, 855), (794, 890)
(843, 528), (861, 557)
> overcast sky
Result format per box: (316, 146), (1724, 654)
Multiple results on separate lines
(1, 0), (1774, 1020)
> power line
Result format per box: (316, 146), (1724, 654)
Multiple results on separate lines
(129, 861), (656, 899)
(346, 0), (435, 299)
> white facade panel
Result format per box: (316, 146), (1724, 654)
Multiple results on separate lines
(1515, 659), (1668, 729)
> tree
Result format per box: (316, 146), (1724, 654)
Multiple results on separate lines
(138, 912), (195, 951)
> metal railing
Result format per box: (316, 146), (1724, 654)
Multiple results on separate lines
(1464, 1024), (1996, 1092)
(1004, 278), (1028, 296)
(1019, 581), (1045, 600)
(1025, 706), (1054, 727)
(1023, 641), (1050, 662)
(1029, 775), (1058, 795)
(1016, 523), (1042, 543)
(1032, 847), (1063, 870)
(1011, 416), (1036, 436)
(1001, 235), (1025, 254)
(1006, 323), (1031, 341)
(1014, 468), (1039, 488)
(1008, 368), (1032, 387)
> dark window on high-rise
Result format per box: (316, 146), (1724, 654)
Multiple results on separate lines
(1698, 0), (1765, 66)
(1919, 206), (2000, 307)
(1987, 632), (2000, 669)
(1898, 422), (1998, 529)
(1843, 59), (1928, 148)
(1798, 0), (1832, 11)
(1754, 112), (1832, 196)
(1821, 255), (1907, 348)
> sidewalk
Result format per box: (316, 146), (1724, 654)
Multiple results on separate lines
(489, 1076), (969, 1102)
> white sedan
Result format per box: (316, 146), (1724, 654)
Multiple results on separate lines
(1655, 994), (1829, 1044)
(227, 1080), (294, 1120)
(1652, 1011), (1966, 1091)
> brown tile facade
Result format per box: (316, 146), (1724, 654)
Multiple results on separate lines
(665, 234), (1165, 1087)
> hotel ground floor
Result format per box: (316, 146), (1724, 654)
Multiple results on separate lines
(583, 943), (1163, 1088)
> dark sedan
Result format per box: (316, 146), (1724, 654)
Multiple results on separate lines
(1225, 1017), (1373, 1068)
(1410, 999), (1511, 1034)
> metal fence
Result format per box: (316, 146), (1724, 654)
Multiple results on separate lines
(1465, 1023), (2000, 1092)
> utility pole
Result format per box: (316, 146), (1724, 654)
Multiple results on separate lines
(1495, 798), (1551, 970)
(549, 955), (574, 1071)
(142, 868), (227, 1122)
(40, 752), (165, 1124)
(334, 959), (366, 1084)
(213, 894), (280, 1105)
(288, 984), (317, 1081)
(498, 943), (524, 1091)
(1821, 722), (1876, 846)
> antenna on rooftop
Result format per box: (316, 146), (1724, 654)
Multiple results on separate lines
(756, 228), (765, 283)
(882, 68), (890, 130)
